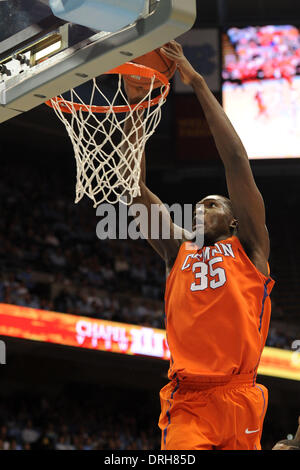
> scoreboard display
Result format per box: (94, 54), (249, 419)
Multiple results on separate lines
(222, 25), (300, 159)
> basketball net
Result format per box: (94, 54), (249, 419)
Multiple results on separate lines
(46, 63), (170, 207)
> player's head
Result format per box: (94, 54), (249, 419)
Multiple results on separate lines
(193, 195), (238, 245)
(272, 440), (300, 450)
(273, 418), (300, 450)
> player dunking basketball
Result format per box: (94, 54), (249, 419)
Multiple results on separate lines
(124, 40), (275, 450)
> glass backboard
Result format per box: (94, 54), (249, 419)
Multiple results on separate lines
(0, 0), (197, 123)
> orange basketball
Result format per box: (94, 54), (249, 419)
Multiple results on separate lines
(124, 48), (177, 90)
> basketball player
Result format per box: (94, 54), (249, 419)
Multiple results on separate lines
(124, 40), (275, 450)
(255, 90), (268, 119)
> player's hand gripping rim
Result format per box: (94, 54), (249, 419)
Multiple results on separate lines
(160, 40), (200, 86)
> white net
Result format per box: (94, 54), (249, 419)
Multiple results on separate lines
(49, 73), (169, 207)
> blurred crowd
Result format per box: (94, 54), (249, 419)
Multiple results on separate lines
(0, 391), (161, 450)
(224, 25), (300, 82)
(0, 270), (164, 329)
(0, 170), (165, 329)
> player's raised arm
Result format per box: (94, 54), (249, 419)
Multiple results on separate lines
(122, 80), (189, 270)
(161, 41), (270, 275)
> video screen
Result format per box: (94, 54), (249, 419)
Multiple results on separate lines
(222, 25), (300, 159)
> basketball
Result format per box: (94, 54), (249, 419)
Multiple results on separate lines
(124, 47), (177, 90)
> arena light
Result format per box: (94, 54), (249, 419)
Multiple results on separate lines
(34, 40), (62, 63)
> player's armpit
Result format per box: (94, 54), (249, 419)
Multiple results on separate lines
(224, 156), (270, 261)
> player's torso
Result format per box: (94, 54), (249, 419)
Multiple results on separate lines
(164, 236), (274, 381)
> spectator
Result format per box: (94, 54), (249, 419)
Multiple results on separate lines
(21, 419), (40, 445)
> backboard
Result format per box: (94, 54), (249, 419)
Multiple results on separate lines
(0, 0), (197, 123)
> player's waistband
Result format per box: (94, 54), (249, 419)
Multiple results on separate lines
(170, 373), (255, 391)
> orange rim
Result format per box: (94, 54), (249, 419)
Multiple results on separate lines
(45, 62), (170, 114)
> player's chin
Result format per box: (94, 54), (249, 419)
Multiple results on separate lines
(203, 227), (219, 244)
(191, 223), (205, 237)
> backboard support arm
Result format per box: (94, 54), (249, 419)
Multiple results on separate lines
(0, 0), (197, 123)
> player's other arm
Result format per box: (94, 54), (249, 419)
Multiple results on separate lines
(162, 41), (270, 275)
(136, 160), (187, 267)
(122, 81), (188, 268)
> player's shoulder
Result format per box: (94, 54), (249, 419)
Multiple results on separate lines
(165, 229), (194, 277)
(235, 235), (271, 279)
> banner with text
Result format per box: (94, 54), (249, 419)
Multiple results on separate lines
(0, 304), (299, 381)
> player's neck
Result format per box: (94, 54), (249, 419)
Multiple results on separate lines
(203, 232), (233, 247)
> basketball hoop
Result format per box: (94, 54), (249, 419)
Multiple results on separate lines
(46, 62), (170, 207)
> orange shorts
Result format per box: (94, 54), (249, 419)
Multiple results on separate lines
(158, 374), (268, 450)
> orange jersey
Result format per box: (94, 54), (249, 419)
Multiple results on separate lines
(164, 235), (275, 382)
